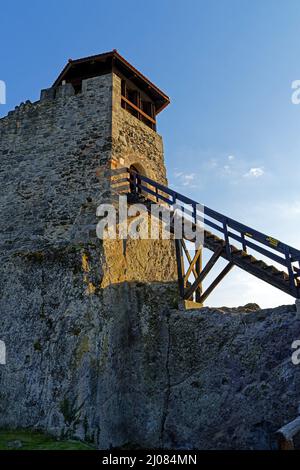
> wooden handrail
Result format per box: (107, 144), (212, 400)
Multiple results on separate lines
(121, 95), (156, 125)
(128, 167), (300, 299)
(276, 416), (300, 450)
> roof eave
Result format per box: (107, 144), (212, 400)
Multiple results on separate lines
(51, 50), (170, 113)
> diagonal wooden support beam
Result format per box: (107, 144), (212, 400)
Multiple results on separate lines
(184, 245), (202, 284)
(184, 245), (224, 300)
(197, 262), (234, 304)
(181, 239), (198, 279)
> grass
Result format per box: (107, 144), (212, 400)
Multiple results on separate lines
(0, 429), (95, 450)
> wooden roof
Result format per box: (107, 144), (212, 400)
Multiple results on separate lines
(52, 50), (170, 114)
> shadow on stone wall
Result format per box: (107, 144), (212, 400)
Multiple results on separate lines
(0, 246), (300, 450)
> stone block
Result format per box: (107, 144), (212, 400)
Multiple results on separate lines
(55, 83), (75, 99)
(40, 87), (55, 101)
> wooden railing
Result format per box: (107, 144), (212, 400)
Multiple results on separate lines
(128, 167), (300, 299)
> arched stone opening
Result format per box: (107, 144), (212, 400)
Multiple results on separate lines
(129, 163), (146, 193)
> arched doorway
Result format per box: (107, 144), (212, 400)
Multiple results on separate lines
(129, 163), (144, 194)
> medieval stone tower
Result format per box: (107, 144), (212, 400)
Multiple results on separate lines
(1, 50), (300, 452)
(0, 50), (178, 448)
(0, 49), (177, 286)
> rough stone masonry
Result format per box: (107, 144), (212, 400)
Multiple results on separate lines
(0, 56), (300, 449)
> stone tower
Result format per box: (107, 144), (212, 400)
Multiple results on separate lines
(0, 50), (178, 447)
(0, 49), (177, 286)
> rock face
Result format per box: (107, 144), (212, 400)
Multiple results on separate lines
(1, 273), (300, 450)
(1, 58), (300, 450)
(163, 304), (300, 450)
(0, 247), (178, 448)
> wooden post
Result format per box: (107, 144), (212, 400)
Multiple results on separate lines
(184, 245), (224, 300)
(198, 262), (234, 304)
(175, 239), (185, 298)
(195, 246), (202, 303)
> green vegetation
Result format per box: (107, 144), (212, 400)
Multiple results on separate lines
(0, 429), (95, 450)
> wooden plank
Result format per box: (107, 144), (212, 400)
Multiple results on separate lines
(137, 91), (141, 121)
(121, 80), (127, 110)
(278, 438), (294, 450)
(195, 247), (202, 303)
(121, 95), (156, 124)
(198, 262), (234, 304)
(184, 245), (224, 300)
(175, 239), (185, 298)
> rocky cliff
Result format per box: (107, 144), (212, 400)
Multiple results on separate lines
(1, 250), (299, 450)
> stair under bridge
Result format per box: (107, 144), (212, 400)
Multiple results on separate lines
(114, 168), (300, 305)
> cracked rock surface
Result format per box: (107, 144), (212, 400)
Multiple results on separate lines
(1, 260), (300, 450)
(163, 304), (300, 449)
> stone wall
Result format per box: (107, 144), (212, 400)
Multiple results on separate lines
(0, 74), (113, 254)
(111, 73), (167, 185)
(0, 69), (178, 449)
(0, 70), (177, 279)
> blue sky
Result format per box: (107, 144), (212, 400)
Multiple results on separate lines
(1, 0), (300, 307)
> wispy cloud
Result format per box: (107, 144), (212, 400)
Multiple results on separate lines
(223, 164), (232, 175)
(173, 171), (197, 187)
(172, 151), (266, 191)
(243, 167), (264, 178)
(204, 153), (266, 182)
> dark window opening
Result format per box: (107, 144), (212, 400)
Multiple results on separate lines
(66, 78), (83, 95)
(129, 165), (142, 194)
(74, 83), (83, 94)
(121, 79), (156, 131)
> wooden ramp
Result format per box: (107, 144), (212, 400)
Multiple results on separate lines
(120, 168), (300, 304)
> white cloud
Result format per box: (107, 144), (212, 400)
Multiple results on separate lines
(244, 167), (264, 178)
(207, 158), (218, 168)
(173, 171), (197, 187)
(228, 155), (235, 161)
(184, 173), (195, 180)
(223, 164), (231, 173)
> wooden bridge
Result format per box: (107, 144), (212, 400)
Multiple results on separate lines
(116, 168), (300, 304)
